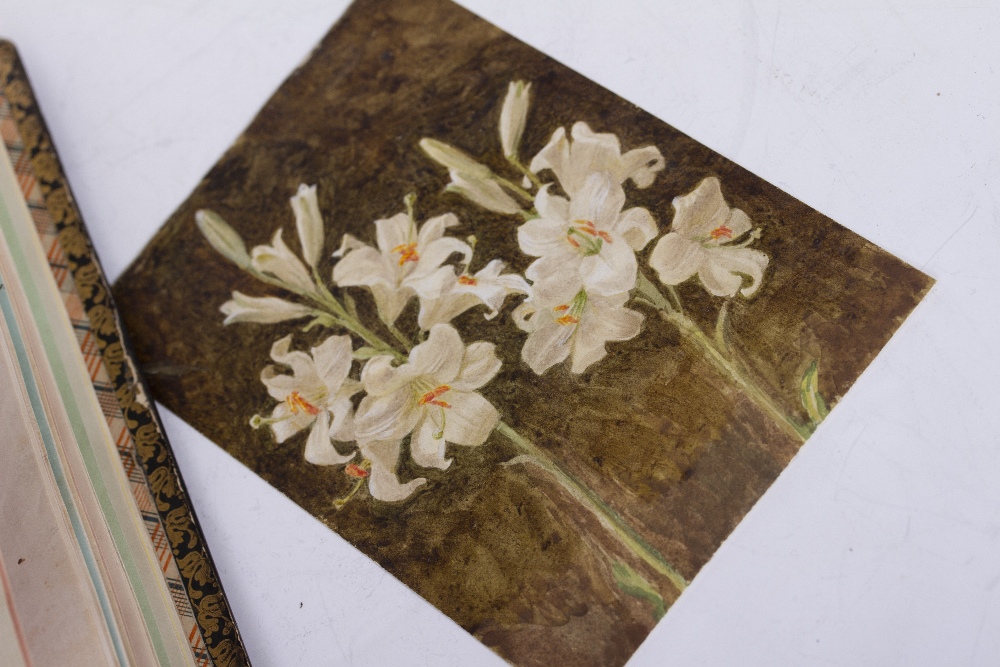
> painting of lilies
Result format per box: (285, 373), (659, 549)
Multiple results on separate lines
(113, 0), (933, 665)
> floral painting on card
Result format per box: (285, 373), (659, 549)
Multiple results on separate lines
(113, 0), (933, 665)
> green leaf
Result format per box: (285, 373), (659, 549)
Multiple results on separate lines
(612, 562), (667, 621)
(352, 346), (381, 360)
(800, 360), (830, 426)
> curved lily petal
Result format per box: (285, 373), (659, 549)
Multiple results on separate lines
(303, 411), (354, 466)
(452, 341), (502, 392)
(359, 440), (426, 502)
(291, 184), (324, 269)
(649, 233), (704, 286)
(409, 324), (465, 381)
(410, 415), (452, 470)
(442, 391), (499, 447)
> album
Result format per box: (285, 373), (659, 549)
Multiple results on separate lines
(0, 41), (249, 667)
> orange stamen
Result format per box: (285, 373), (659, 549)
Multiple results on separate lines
(419, 385), (452, 408)
(286, 391), (320, 416)
(710, 225), (733, 240)
(458, 275), (478, 286)
(392, 242), (420, 265)
(556, 314), (580, 326)
(553, 304), (570, 312)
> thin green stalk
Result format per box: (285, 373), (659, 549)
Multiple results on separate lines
(507, 155), (543, 189)
(635, 273), (812, 441)
(496, 421), (689, 593)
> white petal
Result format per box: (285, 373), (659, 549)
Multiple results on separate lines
(525, 257), (586, 305)
(354, 391), (421, 443)
(269, 403), (313, 443)
(291, 183), (324, 268)
(722, 208), (753, 243)
(310, 335), (354, 393)
(417, 292), (480, 330)
(417, 213), (460, 246)
(517, 216), (572, 259)
(578, 236), (638, 296)
(303, 411), (354, 466)
(521, 318), (573, 375)
(533, 184), (570, 222)
(559, 122), (624, 196)
(442, 391), (499, 446)
(571, 300), (643, 373)
(617, 145), (665, 189)
(328, 392), (358, 442)
(332, 245), (393, 287)
(410, 236), (472, 281)
(568, 172), (626, 228)
(671, 177), (731, 238)
(375, 212), (415, 255)
(409, 324), (464, 381)
(410, 414), (452, 470)
(359, 440), (426, 502)
(332, 233), (367, 259)
(649, 233), (704, 286)
(615, 207), (659, 251)
(370, 283), (414, 325)
(360, 355), (416, 397)
(220, 291), (313, 325)
(452, 341), (502, 391)
(529, 126), (571, 187)
(698, 246), (770, 297)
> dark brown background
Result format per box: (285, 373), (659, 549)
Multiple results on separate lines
(113, 1), (933, 665)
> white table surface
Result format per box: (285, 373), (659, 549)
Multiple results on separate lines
(1, 1), (998, 665)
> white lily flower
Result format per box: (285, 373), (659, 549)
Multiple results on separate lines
(529, 121), (665, 197)
(354, 324), (501, 472)
(290, 183), (324, 269)
(254, 335), (362, 467)
(332, 211), (472, 324)
(518, 172), (657, 304)
(417, 259), (530, 330)
(250, 229), (317, 294)
(220, 291), (314, 325)
(195, 209), (251, 269)
(420, 138), (523, 215)
(499, 80), (531, 158)
(649, 177), (769, 298)
(513, 290), (643, 375)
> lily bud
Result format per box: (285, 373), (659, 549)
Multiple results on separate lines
(290, 184), (324, 269)
(499, 81), (531, 159)
(220, 291), (314, 325)
(195, 209), (251, 269)
(419, 138), (492, 178)
(446, 171), (523, 215)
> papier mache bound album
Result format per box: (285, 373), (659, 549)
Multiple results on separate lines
(0, 42), (249, 667)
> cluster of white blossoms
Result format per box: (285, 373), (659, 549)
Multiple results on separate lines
(197, 185), (528, 502)
(422, 81), (770, 376)
(195, 79), (775, 505)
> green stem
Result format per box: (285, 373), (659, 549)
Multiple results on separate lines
(496, 421), (689, 593)
(507, 155), (544, 189)
(635, 273), (812, 441)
